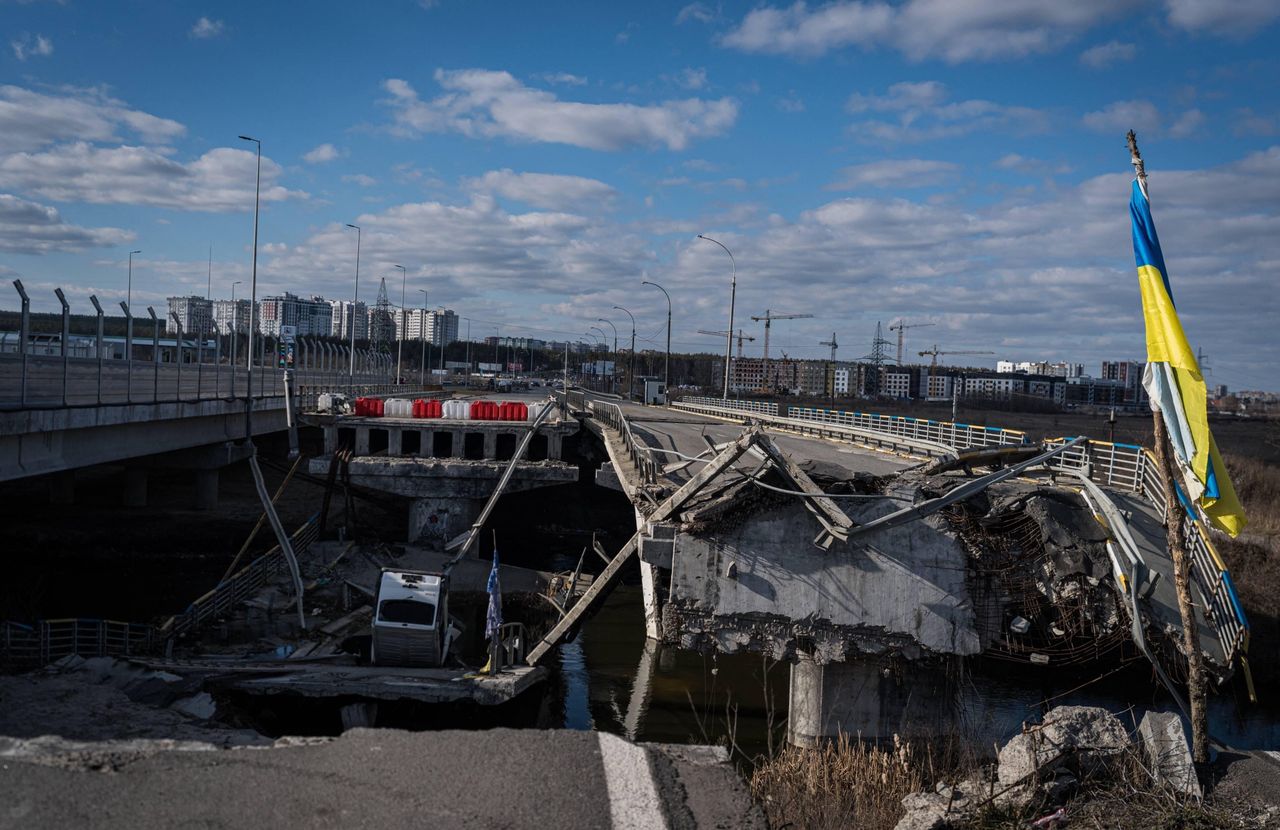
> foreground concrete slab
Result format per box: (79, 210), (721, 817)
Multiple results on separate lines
(0, 728), (764, 830)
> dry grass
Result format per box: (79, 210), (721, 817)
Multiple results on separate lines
(749, 733), (937, 830)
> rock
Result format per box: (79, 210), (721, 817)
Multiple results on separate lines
(170, 692), (217, 721)
(1138, 711), (1201, 800)
(894, 792), (951, 830)
(996, 706), (1130, 808)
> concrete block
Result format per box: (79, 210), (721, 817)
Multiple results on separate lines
(1139, 711), (1201, 800)
(639, 534), (674, 568)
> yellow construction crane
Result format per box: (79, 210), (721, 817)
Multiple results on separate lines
(697, 328), (755, 358)
(819, 332), (838, 362)
(889, 319), (935, 364)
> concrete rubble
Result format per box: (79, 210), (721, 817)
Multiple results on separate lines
(1138, 710), (1202, 800)
(892, 705), (1135, 830)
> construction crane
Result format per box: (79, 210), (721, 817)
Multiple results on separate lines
(889, 319), (935, 365)
(751, 309), (814, 392)
(750, 310), (814, 363)
(819, 332), (838, 362)
(697, 329), (755, 358)
(917, 345), (995, 370)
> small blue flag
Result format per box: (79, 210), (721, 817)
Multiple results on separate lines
(485, 548), (502, 640)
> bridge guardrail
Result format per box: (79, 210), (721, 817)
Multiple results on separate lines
(590, 400), (660, 485)
(160, 515), (321, 640)
(1, 618), (156, 668)
(1043, 437), (1249, 665)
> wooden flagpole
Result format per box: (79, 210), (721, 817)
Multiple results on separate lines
(1127, 130), (1209, 765)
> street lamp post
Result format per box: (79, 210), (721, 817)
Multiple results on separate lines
(230, 280), (243, 371)
(613, 305), (636, 400)
(394, 264), (406, 384)
(697, 234), (736, 399)
(126, 249), (141, 364)
(641, 280), (671, 402)
(596, 317), (617, 394)
(418, 288), (428, 387)
(238, 135), (261, 439)
(344, 224), (361, 387)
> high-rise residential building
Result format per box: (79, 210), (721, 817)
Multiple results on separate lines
(212, 299), (254, 335)
(165, 296), (214, 336)
(329, 300), (369, 341)
(259, 293), (333, 337)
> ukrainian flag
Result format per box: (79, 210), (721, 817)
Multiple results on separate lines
(1130, 179), (1245, 537)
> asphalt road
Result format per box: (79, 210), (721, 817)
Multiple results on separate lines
(0, 728), (764, 829)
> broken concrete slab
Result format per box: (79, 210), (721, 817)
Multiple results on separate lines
(1139, 710), (1202, 800)
(996, 705), (1130, 808)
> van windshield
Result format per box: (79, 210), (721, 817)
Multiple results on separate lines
(378, 598), (437, 626)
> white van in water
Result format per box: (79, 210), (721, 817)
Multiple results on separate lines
(371, 569), (454, 667)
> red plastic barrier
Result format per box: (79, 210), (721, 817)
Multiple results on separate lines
(372, 398), (384, 417)
(427, 399), (441, 418)
(470, 400), (482, 420)
(514, 402), (528, 421)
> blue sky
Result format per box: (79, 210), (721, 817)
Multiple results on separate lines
(2, 0), (1278, 390)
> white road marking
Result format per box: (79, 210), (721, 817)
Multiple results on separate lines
(597, 732), (670, 830)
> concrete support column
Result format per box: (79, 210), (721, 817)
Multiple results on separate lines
(451, 431), (465, 458)
(547, 431), (563, 460)
(482, 431), (497, 459)
(323, 425), (338, 455)
(409, 496), (482, 545)
(123, 468), (148, 508)
(355, 427), (370, 456)
(387, 428), (402, 457)
(638, 511), (664, 641)
(786, 655), (953, 747)
(194, 468), (219, 510)
(419, 430), (434, 458)
(48, 470), (76, 506)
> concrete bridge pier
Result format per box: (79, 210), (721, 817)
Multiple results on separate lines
(786, 654), (956, 747)
(119, 441), (255, 510)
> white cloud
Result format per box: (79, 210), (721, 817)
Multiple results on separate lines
(0, 143), (307, 212)
(1081, 99), (1161, 134)
(0, 85), (185, 152)
(776, 93), (805, 113)
(1170, 109), (1205, 138)
(1164, 0), (1280, 36)
(846, 81), (1047, 142)
(827, 159), (959, 190)
(721, 0), (1141, 62)
(676, 68), (708, 90)
(464, 169), (617, 211)
(11, 33), (53, 62)
(380, 69), (738, 152)
(538, 72), (588, 86)
(190, 17), (225, 39)
(302, 143), (341, 164)
(0, 193), (132, 255)
(342, 173), (378, 187)
(676, 3), (715, 24)
(1079, 40), (1136, 69)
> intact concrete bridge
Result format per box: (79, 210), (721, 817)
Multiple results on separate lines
(0, 353), (419, 507)
(564, 392), (1251, 746)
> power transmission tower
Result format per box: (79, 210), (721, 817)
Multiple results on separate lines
(866, 321), (893, 396)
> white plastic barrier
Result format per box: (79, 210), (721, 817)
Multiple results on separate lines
(527, 402), (548, 423)
(442, 399), (471, 420)
(384, 398), (414, 418)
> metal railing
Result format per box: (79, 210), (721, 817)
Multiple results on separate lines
(590, 400), (660, 485)
(1, 618), (156, 668)
(1042, 438), (1249, 664)
(161, 515), (320, 640)
(680, 395), (779, 416)
(785, 406), (1027, 449)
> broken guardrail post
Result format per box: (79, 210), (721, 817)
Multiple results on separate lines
(119, 301), (133, 404)
(147, 306), (160, 402)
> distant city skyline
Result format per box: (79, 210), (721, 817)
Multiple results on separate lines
(1, 2), (1277, 390)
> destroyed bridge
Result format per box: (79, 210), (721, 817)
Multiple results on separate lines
(530, 391), (1251, 745)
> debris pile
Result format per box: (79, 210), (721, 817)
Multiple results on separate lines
(893, 705), (1199, 830)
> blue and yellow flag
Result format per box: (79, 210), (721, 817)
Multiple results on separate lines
(1130, 179), (1245, 537)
